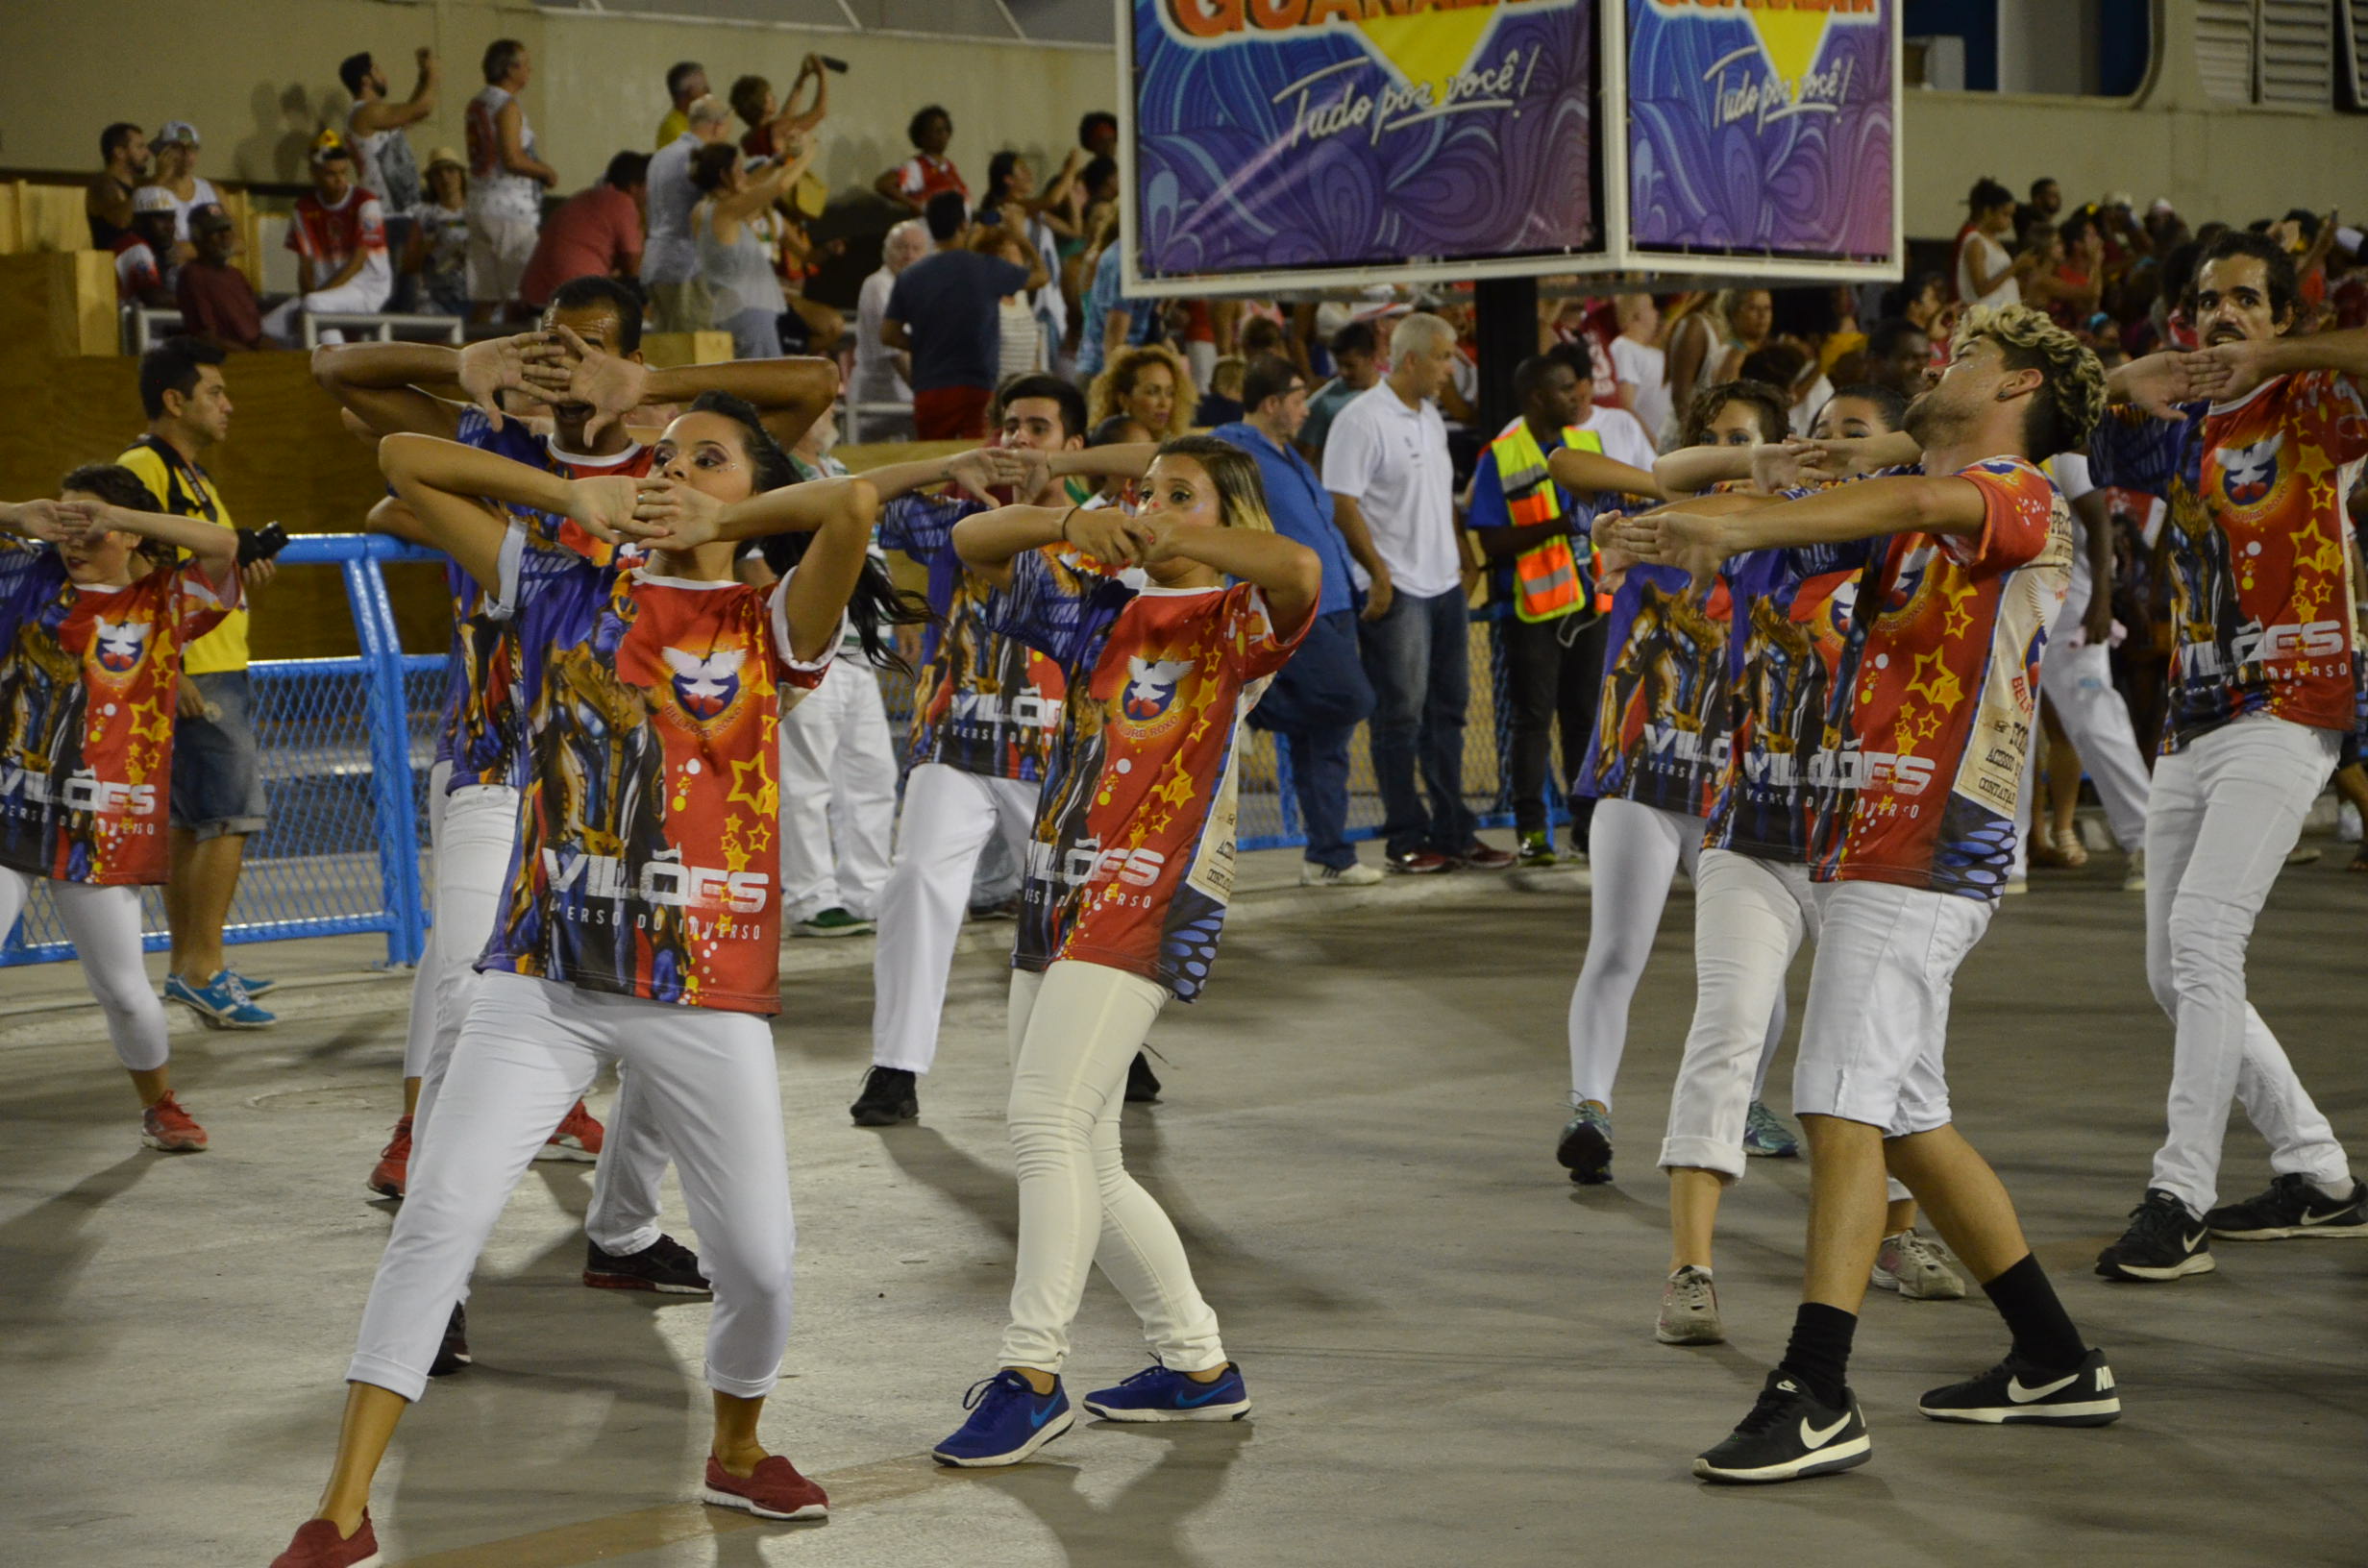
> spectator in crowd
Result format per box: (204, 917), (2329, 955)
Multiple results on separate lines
(2015, 174), (2062, 238)
(730, 58), (828, 160)
(147, 121), (220, 254)
(970, 225), (1045, 383)
(404, 147), (470, 316)
(1299, 319), (1381, 460)
(1090, 343), (1194, 442)
(116, 338), (276, 1029)
(177, 206), (274, 351)
(1609, 291), (1671, 447)
(1196, 355), (1246, 427)
(1891, 269), (1948, 333)
(1860, 315), (1933, 399)
(976, 149), (1083, 365)
(1957, 176), (2037, 308)
(1077, 152), (1120, 225)
(263, 131), (392, 345)
(1075, 209), (1153, 380)
(1661, 290), (1731, 414)
(640, 92), (733, 333)
(519, 151), (648, 311)
(854, 217), (928, 438)
(1711, 288), (1773, 381)
(341, 47), (437, 237)
(883, 190), (1043, 439)
(654, 61), (706, 148)
(1467, 354), (1659, 869)
(875, 104), (965, 213)
(2038, 208), (2108, 329)
(87, 121), (150, 249)
(1078, 110), (1119, 161)
(113, 187), (180, 308)
(1217, 355), (1387, 887)
(689, 141), (802, 359)
(463, 37), (557, 320)
(1326, 312), (1514, 874)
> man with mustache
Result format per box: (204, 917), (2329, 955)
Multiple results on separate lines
(2088, 231), (2368, 1282)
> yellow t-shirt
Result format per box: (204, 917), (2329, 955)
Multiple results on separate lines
(655, 109), (688, 151)
(116, 442), (249, 674)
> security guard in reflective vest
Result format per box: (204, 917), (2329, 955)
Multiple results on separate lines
(1466, 353), (1662, 868)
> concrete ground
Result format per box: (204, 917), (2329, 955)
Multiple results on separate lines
(3, 837), (2364, 1567)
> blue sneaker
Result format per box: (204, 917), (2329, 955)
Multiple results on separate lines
(931, 1370), (1074, 1468)
(1557, 1099), (1613, 1184)
(227, 968), (277, 997)
(1743, 1100), (1801, 1159)
(164, 969), (275, 1030)
(1083, 1362), (1251, 1423)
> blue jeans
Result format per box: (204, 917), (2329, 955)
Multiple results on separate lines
(1357, 587), (1474, 859)
(1251, 609), (1373, 870)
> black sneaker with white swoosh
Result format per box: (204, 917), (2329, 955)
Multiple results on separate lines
(1693, 1371), (1871, 1484)
(1918, 1347), (2120, 1426)
(2095, 1188), (2217, 1282)
(2205, 1174), (2368, 1240)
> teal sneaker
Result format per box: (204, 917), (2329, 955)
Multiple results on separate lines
(164, 969), (274, 1030)
(226, 968), (277, 997)
(1743, 1100), (1802, 1159)
(1557, 1099), (1613, 1184)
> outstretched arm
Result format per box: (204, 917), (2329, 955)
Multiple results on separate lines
(1626, 474), (1983, 568)
(542, 327), (840, 447)
(62, 500), (239, 590)
(952, 502), (1144, 591)
(1546, 448), (1663, 502)
(313, 335), (569, 437)
(378, 432), (638, 592)
(2187, 326), (2368, 401)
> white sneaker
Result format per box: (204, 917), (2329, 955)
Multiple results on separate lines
(1656, 1265), (1724, 1344)
(2339, 803), (2361, 844)
(1299, 860), (1382, 888)
(2121, 847), (2146, 894)
(1871, 1228), (1967, 1300)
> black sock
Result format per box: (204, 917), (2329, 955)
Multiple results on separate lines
(1776, 1303), (1858, 1407)
(1981, 1253), (2086, 1370)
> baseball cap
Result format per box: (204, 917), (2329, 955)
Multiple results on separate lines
(310, 129), (354, 165)
(2102, 190), (2134, 209)
(191, 204), (234, 232)
(132, 185), (177, 214)
(155, 120), (199, 148)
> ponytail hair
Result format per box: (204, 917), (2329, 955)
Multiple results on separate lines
(687, 391), (931, 674)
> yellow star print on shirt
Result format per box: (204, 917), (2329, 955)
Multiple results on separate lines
(1906, 645), (1963, 710)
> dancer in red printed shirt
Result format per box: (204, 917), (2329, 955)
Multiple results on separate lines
(923, 434), (1318, 1467)
(268, 400), (916, 1568)
(1615, 305), (2123, 1484)
(0, 468), (238, 1154)
(2087, 231), (2368, 1281)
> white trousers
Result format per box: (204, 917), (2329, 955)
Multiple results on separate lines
(406, 770), (673, 1256)
(259, 274), (393, 343)
(350, 973), (795, 1403)
(1567, 797), (1782, 1111)
(0, 869), (168, 1072)
(777, 658), (898, 923)
(1793, 880), (1993, 1138)
(2012, 617), (2153, 874)
(2145, 715), (2352, 1214)
(999, 962), (1224, 1375)
(871, 763), (1039, 1074)
(1660, 850), (1816, 1180)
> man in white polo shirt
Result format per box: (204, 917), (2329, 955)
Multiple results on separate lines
(1324, 312), (1515, 874)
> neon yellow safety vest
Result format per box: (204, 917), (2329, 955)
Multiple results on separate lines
(1488, 418), (1607, 624)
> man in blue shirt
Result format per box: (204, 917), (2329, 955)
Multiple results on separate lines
(885, 191), (1045, 439)
(1217, 355), (1396, 885)
(1077, 213), (1155, 379)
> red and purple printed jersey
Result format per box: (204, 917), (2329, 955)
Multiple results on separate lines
(2089, 371), (2368, 751)
(988, 553), (1309, 1000)
(879, 491), (1081, 781)
(437, 409), (642, 793)
(476, 527), (830, 1014)
(1808, 457), (2071, 899)
(1575, 562), (1734, 818)
(1705, 542), (1869, 864)
(0, 543), (232, 885)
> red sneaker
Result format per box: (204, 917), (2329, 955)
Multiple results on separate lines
(140, 1092), (209, 1153)
(1453, 841), (1518, 870)
(702, 1454), (827, 1521)
(536, 1098), (604, 1163)
(367, 1115), (412, 1199)
(269, 1513), (381, 1567)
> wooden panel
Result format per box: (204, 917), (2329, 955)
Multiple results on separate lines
(639, 331), (734, 369)
(0, 183), (20, 255)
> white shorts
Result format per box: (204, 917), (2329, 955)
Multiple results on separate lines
(466, 211), (540, 305)
(1791, 879), (1992, 1138)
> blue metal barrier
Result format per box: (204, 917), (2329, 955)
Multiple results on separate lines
(3, 535), (440, 968)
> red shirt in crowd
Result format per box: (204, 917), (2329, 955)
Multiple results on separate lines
(891, 154), (966, 206)
(520, 184), (645, 309)
(286, 186), (388, 289)
(175, 258), (269, 349)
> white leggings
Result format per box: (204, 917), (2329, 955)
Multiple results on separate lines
(777, 657), (899, 923)
(2012, 621), (2153, 872)
(405, 771), (673, 1256)
(872, 763), (1039, 1074)
(999, 962), (1224, 1376)
(2145, 715), (2352, 1214)
(350, 973), (796, 1403)
(0, 868), (169, 1073)
(1567, 797), (1781, 1112)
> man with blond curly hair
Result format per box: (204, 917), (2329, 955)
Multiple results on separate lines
(1607, 305), (2122, 1483)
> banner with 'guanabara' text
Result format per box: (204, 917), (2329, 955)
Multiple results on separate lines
(1626, 0), (1895, 262)
(1128, 0), (1599, 287)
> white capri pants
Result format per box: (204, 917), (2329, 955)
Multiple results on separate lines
(2145, 714), (2352, 1215)
(259, 274), (394, 345)
(403, 769), (673, 1256)
(1000, 961), (1224, 1376)
(871, 762), (1039, 1075)
(778, 658), (898, 924)
(1660, 850), (1816, 1180)
(1793, 880), (1993, 1138)
(1567, 797), (1783, 1111)
(0, 868), (169, 1073)
(349, 973), (795, 1403)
